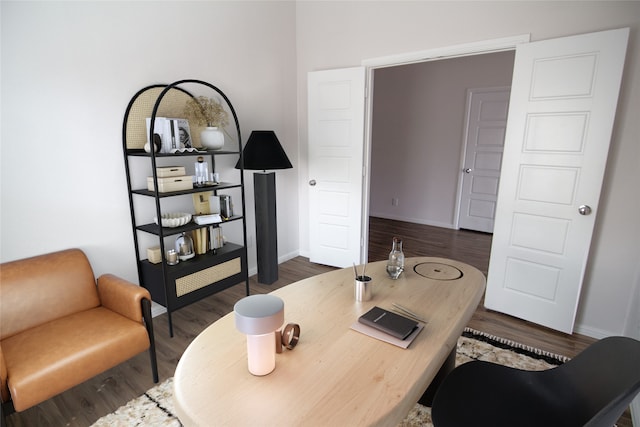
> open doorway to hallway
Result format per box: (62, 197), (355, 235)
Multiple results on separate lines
(368, 51), (514, 247)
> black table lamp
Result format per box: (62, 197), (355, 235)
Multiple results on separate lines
(236, 131), (292, 284)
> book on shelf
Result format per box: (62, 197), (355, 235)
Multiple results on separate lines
(147, 117), (200, 154)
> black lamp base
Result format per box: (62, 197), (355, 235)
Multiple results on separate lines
(254, 172), (278, 284)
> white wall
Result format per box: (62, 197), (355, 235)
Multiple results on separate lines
(296, 1), (640, 338)
(370, 52), (514, 228)
(0, 1), (298, 283)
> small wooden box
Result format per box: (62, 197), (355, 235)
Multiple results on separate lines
(157, 166), (186, 177)
(147, 176), (193, 192)
(147, 246), (162, 264)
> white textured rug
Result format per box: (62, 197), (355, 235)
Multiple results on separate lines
(92, 328), (568, 427)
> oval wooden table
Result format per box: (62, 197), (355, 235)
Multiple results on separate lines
(173, 257), (486, 426)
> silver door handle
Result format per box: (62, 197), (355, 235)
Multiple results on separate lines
(464, 168), (472, 173)
(309, 179), (317, 186)
(578, 205), (592, 215)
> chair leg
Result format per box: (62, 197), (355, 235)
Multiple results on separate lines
(141, 298), (159, 383)
(419, 346), (456, 407)
(1, 400), (15, 427)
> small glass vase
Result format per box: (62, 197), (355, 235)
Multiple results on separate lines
(386, 237), (405, 279)
(175, 232), (195, 261)
(194, 156), (209, 187)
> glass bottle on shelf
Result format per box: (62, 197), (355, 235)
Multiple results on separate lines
(386, 237), (405, 279)
(194, 156), (209, 187)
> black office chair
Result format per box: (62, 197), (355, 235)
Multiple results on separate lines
(431, 336), (640, 427)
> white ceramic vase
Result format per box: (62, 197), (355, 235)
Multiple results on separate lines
(200, 127), (224, 150)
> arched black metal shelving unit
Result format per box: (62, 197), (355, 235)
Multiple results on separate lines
(122, 79), (249, 337)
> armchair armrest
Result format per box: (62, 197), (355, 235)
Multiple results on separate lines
(97, 274), (151, 323)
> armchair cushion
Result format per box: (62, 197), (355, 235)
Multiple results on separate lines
(2, 308), (149, 411)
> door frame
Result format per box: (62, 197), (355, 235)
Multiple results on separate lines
(360, 34), (530, 262)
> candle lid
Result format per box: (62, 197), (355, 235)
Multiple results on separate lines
(234, 294), (284, 334)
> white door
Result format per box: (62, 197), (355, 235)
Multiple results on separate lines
(485, 28), (629, 333)
(308, 67), (366, 267)
(458, 87), (510, 233)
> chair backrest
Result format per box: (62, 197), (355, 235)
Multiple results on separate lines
(0, 248), (101, 340)
(555, 336), (640, 426)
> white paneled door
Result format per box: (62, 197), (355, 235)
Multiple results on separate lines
(308, 67), (366, 267)
(485, 28), (629, 333)
(458, 87), (510, 233)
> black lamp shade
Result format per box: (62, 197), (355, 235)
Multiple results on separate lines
(235, 130), (293, 170)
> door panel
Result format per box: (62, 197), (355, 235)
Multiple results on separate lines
(458, 87), (510, 232)
(485, 28), (629, 333)
(308, 67), (366, 267)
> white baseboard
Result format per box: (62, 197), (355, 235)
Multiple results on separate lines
(279, 250), (300, 264)
(247, 265), (258, 278)
(572, 323), (613, 340)
(151, 302), (167, 318)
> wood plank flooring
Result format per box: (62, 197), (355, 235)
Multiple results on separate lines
(5, 217), (632, 426)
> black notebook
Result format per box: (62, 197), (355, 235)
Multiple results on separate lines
(358, 306), (418, 340)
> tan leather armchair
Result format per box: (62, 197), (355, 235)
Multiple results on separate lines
(0, 248), (158, 424)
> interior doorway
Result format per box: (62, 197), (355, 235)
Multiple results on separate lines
(367, 51), (515, 244)
(362, 29), (629, 334)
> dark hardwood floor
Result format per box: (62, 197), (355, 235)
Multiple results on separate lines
(5, 217), (632, 426)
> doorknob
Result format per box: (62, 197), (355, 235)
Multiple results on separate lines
(464, 168), (472, 173)
(578, 205), (592, 215)
(309, 179), (317, 186)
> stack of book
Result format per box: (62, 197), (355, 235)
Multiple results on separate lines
(352, 306), (425, 349)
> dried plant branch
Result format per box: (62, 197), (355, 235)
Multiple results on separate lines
(183, 96), (229, 128)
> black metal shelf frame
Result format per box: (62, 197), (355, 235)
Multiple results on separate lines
(126, 148), (240, 157)
(131, 182), (242, 197)
(136, 215), (244, 237)
(122, 80), (250, 337)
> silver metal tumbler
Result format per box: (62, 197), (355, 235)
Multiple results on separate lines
(355, 275), (372, 302)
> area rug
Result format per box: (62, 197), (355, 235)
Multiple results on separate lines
(91, 327), (568, 427)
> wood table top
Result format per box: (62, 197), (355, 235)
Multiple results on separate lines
(173, 257), (486, 426)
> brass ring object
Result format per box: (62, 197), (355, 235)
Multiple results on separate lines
(275, 323), (301, 353)
(282, 323), (300, 349)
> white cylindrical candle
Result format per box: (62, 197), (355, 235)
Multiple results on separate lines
(246, 332), (277, 375)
